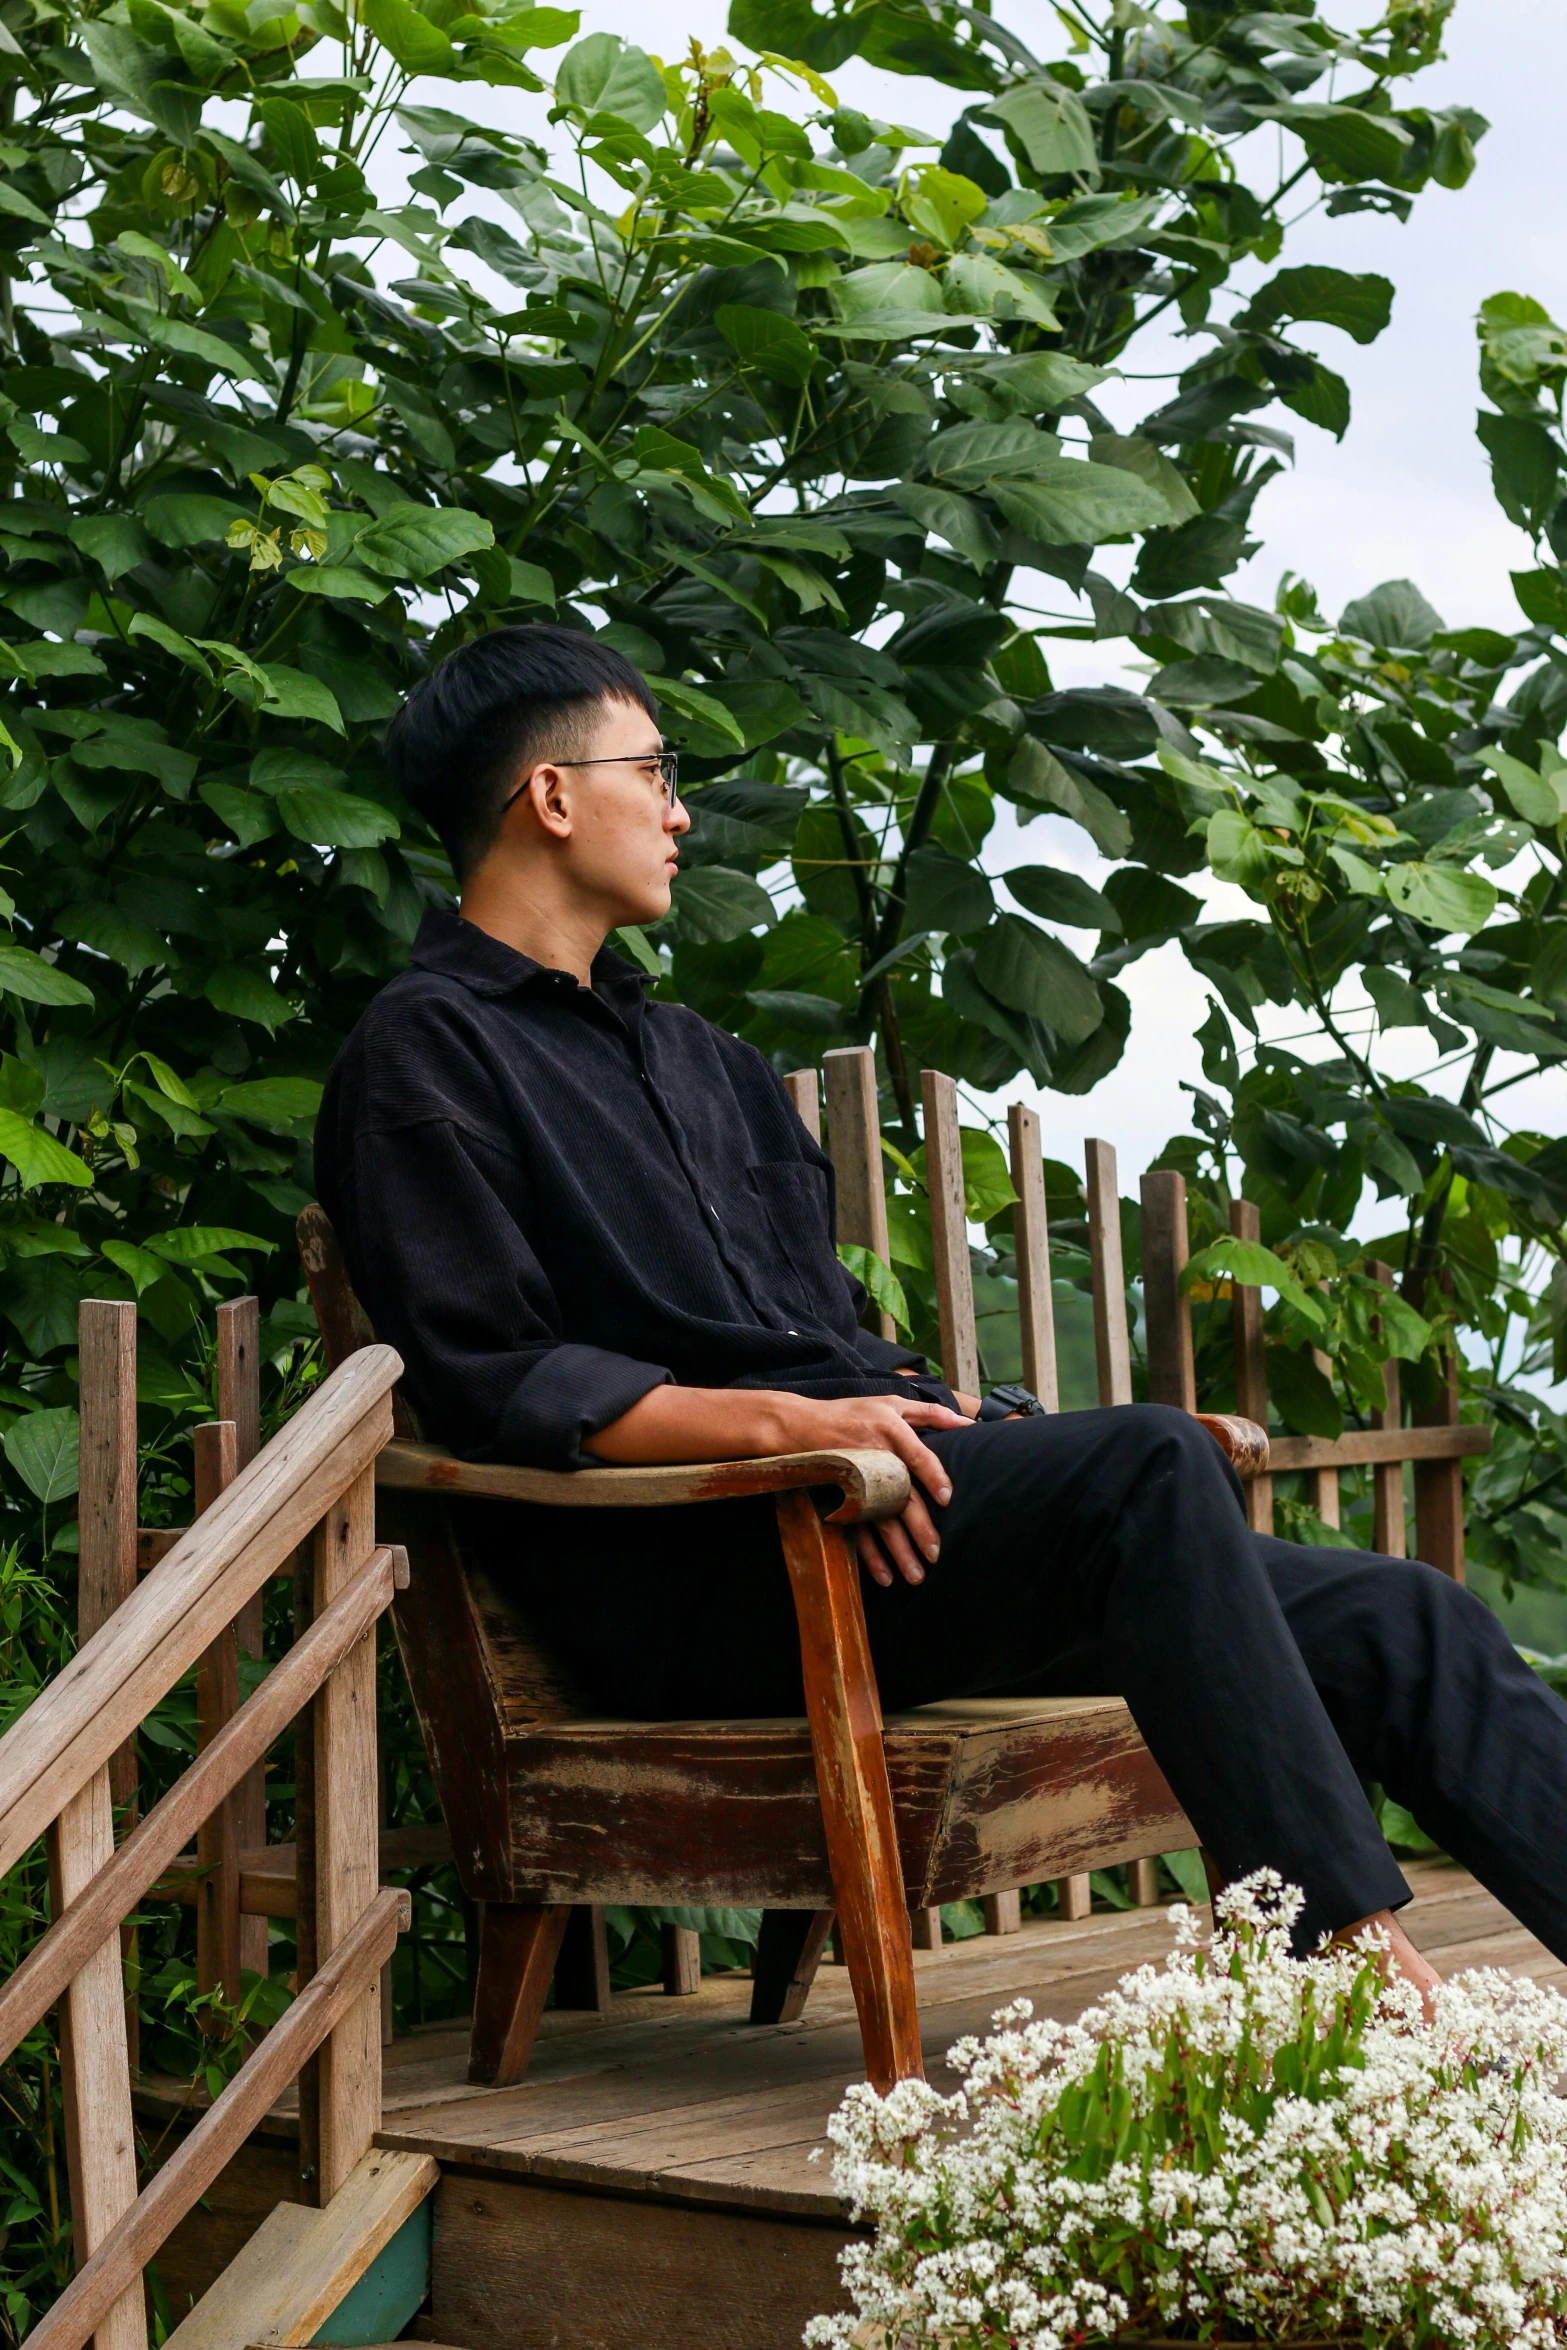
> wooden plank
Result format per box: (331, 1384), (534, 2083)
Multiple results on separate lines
(78, 1301), (139, 1816)
(161, 2147), (437, 2350)
(1057, 1873), (1091, 1921)
(775, 1490), (922, 2090)
(49, 1769), (145, 2350)
(1139, 1171), (1196, 1413)
(313, 1467), (382, 2201)
(909, 1907), (941, 1951)
(1229, 1200), (1273, 1533)
(1007, 1104), (1058, 1411)
(195, 1423), (242, 2021)
(1415, 1276), (1465, 1582)
(980, 1890), (1019, 1936)
(782, 1068), (820, 1145)
(28, 1891), (405, 2350)
(0, 1348), (400, 1881)
(661, 1924), (701, 1997)
(920, 1070), (979, 1400)
(0, 1552), (400, 2072)
(1084, 1140), (1132, 1407)
(1367, 1261), (1406, 1558)
(428, 2168), (851, 2350)
(1266, 1424), (1489, 1472)
(218, 1299), (268, 1983)
(374, 1440), (910, 1524)
(822, 1046), (892, 1341)
(1128, 1857), (1161, 1908)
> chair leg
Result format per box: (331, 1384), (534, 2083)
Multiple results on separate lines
(749, 1908), (834, 2025)
(554, 1903), (611, 2012)
(775, 1491), (923, 2091)
(467, 1901), (570, 2086)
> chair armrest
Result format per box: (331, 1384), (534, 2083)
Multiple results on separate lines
(375, 1439), (912, 1523)
(1195, 1413), (1269, 1481)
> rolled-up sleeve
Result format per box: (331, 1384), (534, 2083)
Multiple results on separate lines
(340, 1113), (670, 1471)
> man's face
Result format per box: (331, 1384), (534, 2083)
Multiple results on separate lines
(517, 693), (689, 927)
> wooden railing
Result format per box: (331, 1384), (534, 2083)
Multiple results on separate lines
(2, 1319), (405, 2350)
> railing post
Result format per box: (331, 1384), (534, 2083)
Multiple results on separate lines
(217, 1299), (268, 1982)
(1228, 1201), (1274, 1534)
(312, 1466), (382, 2200)
(823, 1046), (893, 1341)
(1369, 1260), (1407, 1558)
(194, 1423), (241, 2023)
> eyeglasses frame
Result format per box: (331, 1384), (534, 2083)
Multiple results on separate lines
(499, 748), (680, 818)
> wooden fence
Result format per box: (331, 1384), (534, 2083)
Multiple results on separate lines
(1, 1331), (405, 2350)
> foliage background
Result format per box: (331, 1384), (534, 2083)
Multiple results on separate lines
(1, 0), (1566, 2327)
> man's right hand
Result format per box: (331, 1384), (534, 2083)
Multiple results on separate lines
(583, 1384), (969, 1589)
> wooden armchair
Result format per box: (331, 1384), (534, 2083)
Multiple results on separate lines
(298, 1048), (1268, 2096)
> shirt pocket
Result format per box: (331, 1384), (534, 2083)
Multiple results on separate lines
(745, 1160), (844, 1318)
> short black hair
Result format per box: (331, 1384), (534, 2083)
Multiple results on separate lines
(383, 623), (660, 880)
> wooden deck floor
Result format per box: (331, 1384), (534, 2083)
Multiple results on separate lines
(143, 1863), (1567, 2350)
(371, 1859), (1563, 2220)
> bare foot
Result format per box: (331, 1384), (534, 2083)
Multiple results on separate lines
(1332, 1907), (1442, 2021)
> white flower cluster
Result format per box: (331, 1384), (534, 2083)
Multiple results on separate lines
(808, 1872), (1567, 2349)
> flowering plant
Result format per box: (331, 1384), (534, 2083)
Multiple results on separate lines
(810, 1873), (1567, 2349)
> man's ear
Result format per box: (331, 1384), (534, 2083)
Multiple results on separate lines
(515, 762), (572, 840)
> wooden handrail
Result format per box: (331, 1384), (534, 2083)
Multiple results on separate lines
(0, 1346), (401, 1880)
(1266, 1424), (1490, 1473)
(0, 1546), (403, 2070)
(374, 1437), (912, 1522)
(21, 1889), (406, 2350)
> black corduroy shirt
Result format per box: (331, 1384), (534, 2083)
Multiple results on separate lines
(314, 909), (940, 1470)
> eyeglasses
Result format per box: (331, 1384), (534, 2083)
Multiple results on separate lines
(500, 749), (679, 817)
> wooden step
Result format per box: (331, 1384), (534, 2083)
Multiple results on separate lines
(164, 2147), (437, 2350)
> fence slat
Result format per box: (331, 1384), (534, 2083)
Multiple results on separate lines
(1414, 1271), (1465, 1582)
(921, 1070), (979, 1400)
(217, 1298), (269, 1982)
(47, 1771), (144, 2350)
(823, 1047), (893, 1341)
(1085, 1140), (1132, 1408)
(313, 1467), (382, 2201)
(1228, 1200), (1274, 1533)
(23, 1892), (403, 2350)
(0, 1349), (399, 1882)
(783, 1067), (821, 1145)
(1140, 1170), (1196, 1414)
(195, 1423), (241, 2021)
(77, 1301), (140, 2074)
(1368, 1260), (1406, 1558)
(1007, 1105), (1059, 1412)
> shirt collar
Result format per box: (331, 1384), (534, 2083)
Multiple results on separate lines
(410, 908), (651, 1015)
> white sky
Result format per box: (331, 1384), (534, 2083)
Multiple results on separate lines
(398, 0), (1567, 1183)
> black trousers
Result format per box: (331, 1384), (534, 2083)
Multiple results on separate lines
(492, 1402), (1567, 1958)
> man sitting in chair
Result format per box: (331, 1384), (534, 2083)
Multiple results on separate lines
(316, 622), (1567, 2017)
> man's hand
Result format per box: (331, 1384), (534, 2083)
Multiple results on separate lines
(583, 1384), (969, 1587)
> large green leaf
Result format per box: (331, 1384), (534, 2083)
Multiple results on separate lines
(277, 785), (400, 848)
(0, 1108), (91, 1188)
(972, 914), (1102, 1045)
(990, 460), (1172, 546)
(1383, 860), (1497, 935)
(672, 867), (776, 943)
(984, 77), (1097, 176)
(353, 504), (496, 580)
(1001, 737), (1131, 859)
(4, 1405), (80, 1502)
(0, 940), (94, 1007)
(364, 0), (455, 74)
(1240, 266), (1394, 345)
(715, 304), (816, 388)
(1004, 867), (1118, 932)
(554, 31), (667, 128)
